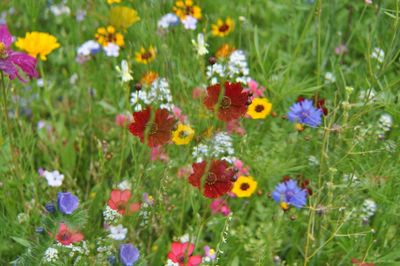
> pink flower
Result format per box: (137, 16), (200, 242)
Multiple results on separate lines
(0, 25), (38, 82)
(167, 242), (202, 266)
(178, 166), (193, 179)
(192, 87), (205, 99)
(172, 106), (188, 123)
(226, 119), (246, 136)
(233, 159), (250, 176)
(115, 114), (132, 127)
(150, 146), (169, 162)
(56, 223), (84, 245)
(335, 44), (348, 55)
(210, 198), (230, 216)
(244, 80), (265, 99)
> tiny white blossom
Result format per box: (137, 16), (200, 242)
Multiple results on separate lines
(324, 72), (336, 83)
(43, 247), (59, 263)
(192, 33), (208, 56)
(108, 224), (128, 240)
(158, 13), (179, 29)
(117, 180), (131, 190)
(371, 47), (384, 63)
(43, 170), (64, 187)
(104, 43), (120, 57)
(77, 40), (100, 56)
(182, 15), (197, 30)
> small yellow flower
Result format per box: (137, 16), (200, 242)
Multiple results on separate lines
(140, 71), (159, 86)
(109, 6), (140, 29)
(211, 17), (234, 37)
(135, 46), (156, 64)
(15, 32), (60, 61)
(173, 0), (202, 20)
(295, 123), (305, 132)
(280, 202), (290, 211)
(247, 98), (272, 119)
(172, 124), (195, 145)
(215, 43), (235, 59)
(107, 0), (121, 4)
(232, 176), (258, 198)
(95, 26), (125, 47)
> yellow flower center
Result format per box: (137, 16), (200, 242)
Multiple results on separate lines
(0, 42), (7, 59)
(280, 202), (289, 210)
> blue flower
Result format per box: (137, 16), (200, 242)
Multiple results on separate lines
(272, 179), (307, 209)
(120, 244), (140, 266)
(288, 99), (322, 127)
(57, 192), (79, 215)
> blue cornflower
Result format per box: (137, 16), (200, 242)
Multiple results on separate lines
(288, 99), (322, 127)
(272, 179), (307, 209)
(57, 192), (79, 215)
(120, 244), (140, 266)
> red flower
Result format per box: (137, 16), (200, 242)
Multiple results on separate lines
(128, 107), (176, 147)
(108, 190), (141, 215)
(167, 242), (202, 266)
(56, 223), (84, 245)
(189, 160), (235, 198)
(351, 258), (375, 266)
(204, 82), (249, 122)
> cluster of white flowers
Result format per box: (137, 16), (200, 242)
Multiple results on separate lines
(206, 50), (250, 84)
(343, 173), (360, 185)
(324, 72), (336, 83)
(378, 113), (393, 132)
(49, 1), (70, 17)
(130, 77), (174, 111)
(192, 132), (235, 162)
(108, 224), (128, 240)
(371, 47), (385, 63)
(361, 199), (377, 222)
(227, 50), (250, 84)
(95, 238), (114, 262)
(103, 205), (122, 224)
(43, 247), (59, 263)
(308, 155), (319, 166)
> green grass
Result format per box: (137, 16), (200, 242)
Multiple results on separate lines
(0, 0), (400, 265)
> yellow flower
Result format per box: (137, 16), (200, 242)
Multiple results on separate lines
(211, 17), (234, 37)
(109, 6), (140, 29)
(280, 202), (290, 211)
(172, 124), (195, 145)
(140, 71), (159, 86)
(232, 176), (258, 198)
(295, 123), (304, 132)
(95, 26), (125, 47)
(215, 43), (235, 59)
(247, 98), (272, 119)
(107, 0), (121, 4)
(135, 46), (156, 64)
(173, 0), (202, 20)
(15, 32), (60, 61)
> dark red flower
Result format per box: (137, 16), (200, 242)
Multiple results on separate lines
(189, 160), (235, 198)
(204, 82), (249, 122)
(108, 189), (141, 215)
(351, 258), (375, 266)
(297, 96), (328, 116)
(56, 223), (84, 245)
(128, 107), (176, 147)
(167, 242), (202, 266)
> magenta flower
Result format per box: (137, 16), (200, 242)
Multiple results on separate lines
(0, 24), (38, 82)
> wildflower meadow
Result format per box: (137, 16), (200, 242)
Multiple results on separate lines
(1, 0), (400, 265)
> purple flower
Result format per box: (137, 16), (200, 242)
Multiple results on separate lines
(57, 192), (79, 215)
(288, 99), (322, 127)
(120, 244), (140, 266)
(272, 179), (307, 209)
(0, 24), (38, 82)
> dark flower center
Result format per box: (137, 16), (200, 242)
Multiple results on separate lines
(206, 172), (218, 185)
(219, 24), (230, 33)
(0, 42), (7, 59)
(300, 111), (309, 119)
(185, 6), (193, 15)
(178, 130), (188, 138)
(240, 183), (250, 191)
(285, 190), (294, 199)
(141, 52), (153, 60)
(178, 255), (185, 263)
(255, 105), (265, 112)
(220, 96), (232, 109)
(106, 33), (117, 43)
(60, 231), (71, 241)
(146, 122), (158, 135)
(116, 201), (127, 211)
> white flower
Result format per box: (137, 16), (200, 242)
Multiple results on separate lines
(378, 113), (393, 132)
(324, 72), (336, 83)
(362, 199), (377, 219)
(227, 50), (250, 83)
(49, 3), (71, 16)
(358, 88), (376, 103)
(182, 15), (197, 30)
(371, 47), (384, 63)
(165, 259), (179, 266)
(117, 180), (131, 190)
(69, 73), (78, 85)
(108, 224), (128, 240)
(36, 78), (44, 87)
(43, 170), (64, 187)
(192, 33), (208, 56)
(158, 13), (179, 29)
(104, 43), (120, 57)
(43, 247), (59, 263)
(116, 60), (133, 83)
(77, 40), (100, 56)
